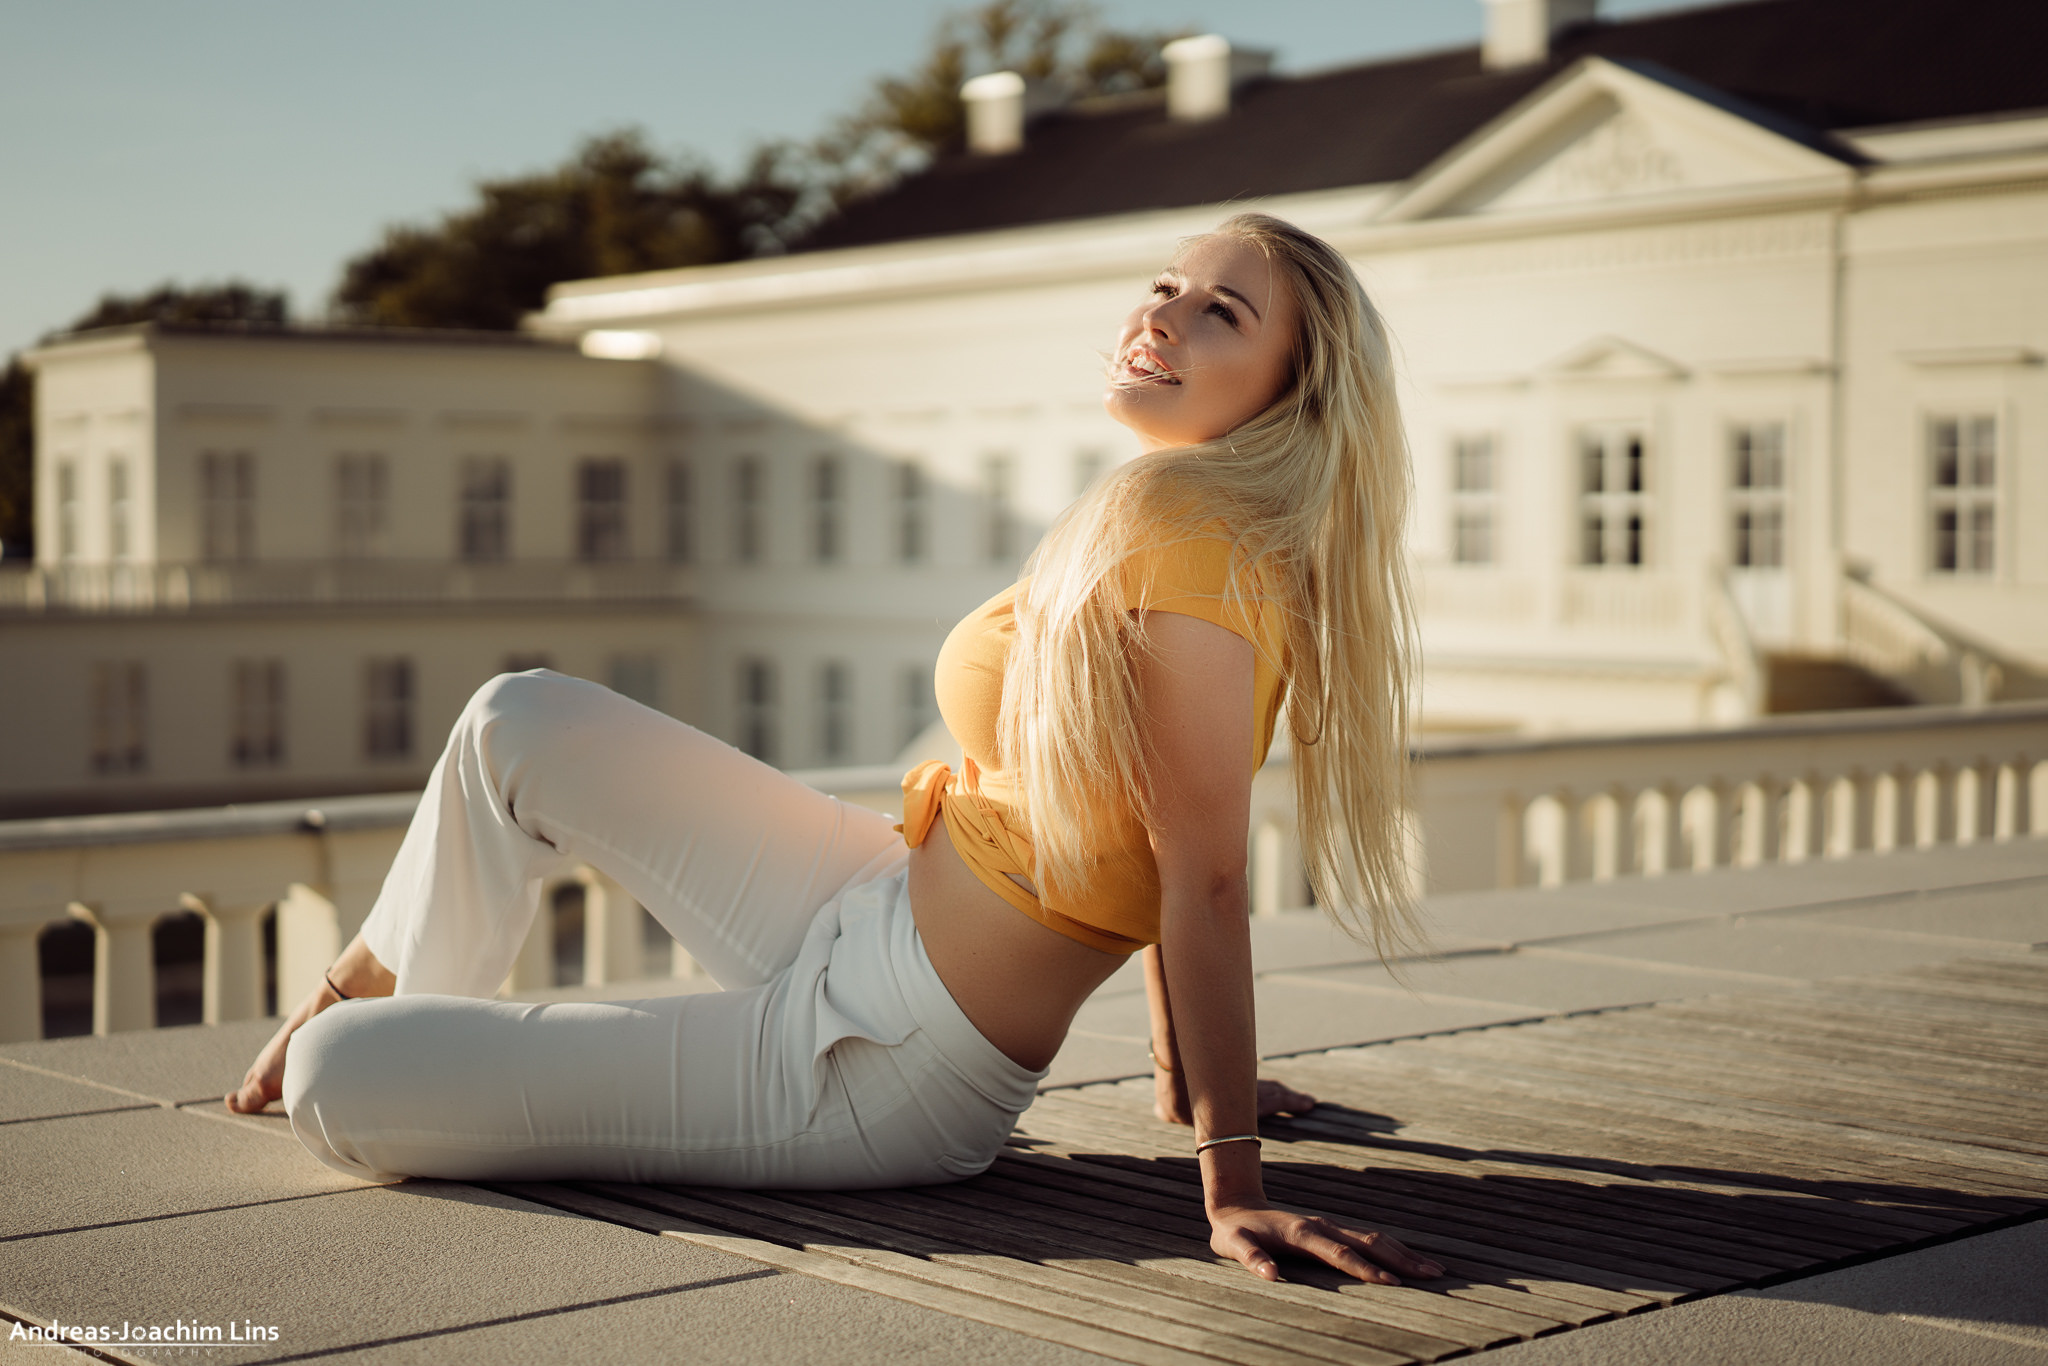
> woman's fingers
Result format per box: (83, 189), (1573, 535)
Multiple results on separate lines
(1325, 1223), (1445, 1280)
(1214, 1229), (1283, 1282)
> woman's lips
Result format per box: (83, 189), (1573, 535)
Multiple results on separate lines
(1120, 350), (1181, 385)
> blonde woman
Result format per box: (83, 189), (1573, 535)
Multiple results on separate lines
(229, 213), (1441, 1288)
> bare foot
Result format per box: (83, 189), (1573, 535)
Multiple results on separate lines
(226, 938), (395, 1114)
(225, 979), (346, 1114)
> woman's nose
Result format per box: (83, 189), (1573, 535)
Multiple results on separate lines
(1140, 297), (1179, 341)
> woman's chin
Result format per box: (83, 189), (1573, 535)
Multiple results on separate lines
(1103, 390), (1189, 451)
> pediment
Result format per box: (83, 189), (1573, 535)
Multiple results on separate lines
(1381, 58), (1860, 223)
(1542, 336), (1687, 383)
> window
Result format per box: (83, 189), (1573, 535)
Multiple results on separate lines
(609, 655), (661, 710)
(577, 458), (628, 562)
(230, 659), (285, 768)
(108, 458), (132, 561)
(734, 456), (764, 564)
(89, 661), (147, 774)
(459, 456), (510, 562)
(1929, 414), (1997, 575)
(363, 657), (414, 761)
(819, 660), (853, 764)
(56, 459), (80, 561)
(201, 450), (255, 562)
(1577, 427), (1649, 568)
(983, 454), (1016, 563)
(335, 453), (387, 558)
(1073, 449), (1106, 499)
(811, 455), (842, 563)
(1450, 435), (1497, 565)
(895, 460), (926, 563)
(901, 663), (935, 750)
(738, 658), (777, 762)
(1730, 424), (1787, 570)
(665, 458), (694, 564)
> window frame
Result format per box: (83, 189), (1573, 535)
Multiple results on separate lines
(1926, 412), (1999, 577)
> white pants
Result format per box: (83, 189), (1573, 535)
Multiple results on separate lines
(283, 671), (1044, 1187)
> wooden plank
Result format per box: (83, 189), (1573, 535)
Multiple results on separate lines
(522, 1181), (1290, 1366)
(985, 1144), (1671, 1316)
(1261, 1051), (2004, 1227)
(627, 1184), (1394, 1366)
(1041, 1088), (1811, 1275)
(491, 1183), (1242, 1366)
(798, 1181), (1488, 1358)
(1259, 1077), (1981, 1241)
(1024, 1098), (1749, 1290)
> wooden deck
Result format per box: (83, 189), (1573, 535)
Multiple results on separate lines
(500, 955), (2048, 1366)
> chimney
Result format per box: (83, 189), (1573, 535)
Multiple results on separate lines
(963, 71), (1028, 154)
(1481, 0), (1598, 70)
(1162, 34), (1272, 122)
(961, 71), (1067, 154)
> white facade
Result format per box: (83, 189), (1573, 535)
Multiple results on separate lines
(533, 56), (2048, 733)
(8, 52), (2048, 817)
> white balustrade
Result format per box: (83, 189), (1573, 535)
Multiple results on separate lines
(3, 700), (2043, 1041)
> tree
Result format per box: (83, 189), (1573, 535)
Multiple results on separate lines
(813, 0), (1182, 204)
(0, 282), (289, 558)
(332, 131), (807, 331)
(64, 282), (289, 333)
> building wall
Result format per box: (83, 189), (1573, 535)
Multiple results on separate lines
(0, 607), (700, 819)
(1842, 185), (2048, 653)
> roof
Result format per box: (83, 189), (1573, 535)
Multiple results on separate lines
(33, 320), (580, 354)
(802, 0), (2048, 252)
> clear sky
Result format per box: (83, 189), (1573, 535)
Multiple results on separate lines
(0, 0), (1705, 359)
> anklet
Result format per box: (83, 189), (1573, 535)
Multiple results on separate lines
(1195, 1133), (1262, 1154)
(324, 969), (353, 1001)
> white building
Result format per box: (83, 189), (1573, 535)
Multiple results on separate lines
(7, 0), (2047, 817)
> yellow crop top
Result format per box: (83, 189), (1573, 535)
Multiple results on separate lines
(897, 535), (1288, 954)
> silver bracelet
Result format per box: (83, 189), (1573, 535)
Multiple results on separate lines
(1195, 1133), (1262, 1155)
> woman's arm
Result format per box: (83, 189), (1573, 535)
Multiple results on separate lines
(1145, 945), (1316, 1126)
(1136, 611), (1442, 1286)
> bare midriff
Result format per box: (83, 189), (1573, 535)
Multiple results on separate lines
(907, 812), (1128, 1072)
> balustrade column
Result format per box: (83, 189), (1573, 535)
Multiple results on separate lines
(2000, 759), (2035, 840)
(69, 901), (158, 1034)
(1251, 819), (1307, 917)
(1592, 789), (1637, 881)
(0, 923), (42, 1043)
(1556, 790), (1596, 885)
(1643, 785), (1683, 877)
(582, 870), (647, 986)
(1794, 777), (1826, 862)
(1954, 762), (1996, 846)
(1840, 773), (1876, 856)
(1877, 769), (1915, 852)
(184, 893), (268, 1024)
(1918, 765), (1955, 848)
(1707, 782), (1741, 869)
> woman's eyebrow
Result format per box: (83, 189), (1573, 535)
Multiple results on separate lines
(1212, 284), (1262, 323)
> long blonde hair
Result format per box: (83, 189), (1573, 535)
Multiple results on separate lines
(997, 213), (1419, 960)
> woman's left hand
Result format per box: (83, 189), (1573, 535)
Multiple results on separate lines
(1209, 1204), (1445, 1284)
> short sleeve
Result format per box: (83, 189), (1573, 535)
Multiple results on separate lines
(1117, 536), (1261, 646)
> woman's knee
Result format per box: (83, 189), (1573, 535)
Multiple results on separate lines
(461, 669), (613, 773)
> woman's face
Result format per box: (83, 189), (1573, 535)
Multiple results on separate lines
(1104, 235), (1300, 453)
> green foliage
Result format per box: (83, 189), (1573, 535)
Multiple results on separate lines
(331, 131), (807, 331)
(64, 282), (289, 333)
